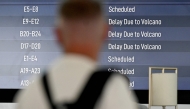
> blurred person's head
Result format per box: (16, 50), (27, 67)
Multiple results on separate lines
(55, 0), (109, 61)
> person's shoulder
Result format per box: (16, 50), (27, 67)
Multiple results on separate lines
(14, 75), (48, 109)
(94, 68), (138, 109)
(94, 68), (129, 84)
(91, 68), (129, 92)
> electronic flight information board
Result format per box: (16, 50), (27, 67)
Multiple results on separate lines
(0, 0), (190, 90)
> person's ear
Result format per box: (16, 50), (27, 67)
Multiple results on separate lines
(54, 27), (64, 46)
(102, 24), (110, 41)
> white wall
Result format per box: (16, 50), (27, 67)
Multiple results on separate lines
(142, 104), (190, 109)
(0, 104), (189, 109)
(0, 103), (17, 109)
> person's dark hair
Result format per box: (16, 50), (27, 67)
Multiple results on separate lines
(59, 0), (103, 19)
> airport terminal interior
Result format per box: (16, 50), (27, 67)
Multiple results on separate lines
(0, 0), (190, 109)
